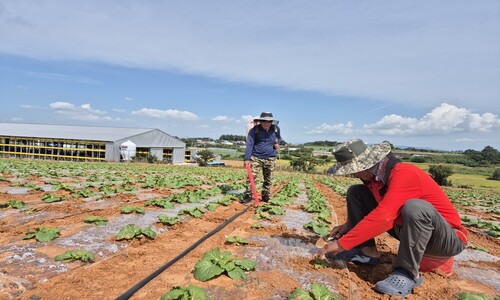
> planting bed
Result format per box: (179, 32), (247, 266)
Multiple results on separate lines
(0, 158), (499, 300)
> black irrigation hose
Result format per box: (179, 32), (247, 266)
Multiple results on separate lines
(115, 204), (253, 300)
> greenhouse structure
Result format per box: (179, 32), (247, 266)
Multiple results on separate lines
(0, 123), (186, 163)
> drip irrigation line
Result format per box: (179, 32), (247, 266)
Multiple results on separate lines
(115, 204), (253, 300)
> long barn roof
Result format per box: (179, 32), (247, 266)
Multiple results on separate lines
(0, 122), (178, 143)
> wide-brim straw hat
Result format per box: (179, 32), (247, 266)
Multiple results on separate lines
(327, 139), (392, 176)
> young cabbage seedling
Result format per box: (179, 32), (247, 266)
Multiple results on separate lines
(226, 235), (249, 246)
(22, 226), (61, 242)
(160, 284), (211, 300)
(288, 283), (340, 300)
(55, 250), (95, 263)
(194, 248), (256, 282)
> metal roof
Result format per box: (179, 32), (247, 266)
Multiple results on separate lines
(0, 123), (178, 143)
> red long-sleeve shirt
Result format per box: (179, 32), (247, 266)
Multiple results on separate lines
(338, 163), (468, 250)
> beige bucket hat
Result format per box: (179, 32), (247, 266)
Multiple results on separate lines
(327, 139), (392, 176)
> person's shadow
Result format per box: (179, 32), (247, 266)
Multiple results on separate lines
(327, 252), (396, 285)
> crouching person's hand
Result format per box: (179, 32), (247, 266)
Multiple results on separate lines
(316, 239), (344, 260)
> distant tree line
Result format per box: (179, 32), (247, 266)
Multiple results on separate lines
(280, 148), (333, 173)
(303, 140), (341, 147)
(463, 146), (500, 166)
(181, 137), (214, 147)
(462, 147), (500, 181)
(219, 134), (246, 142)
(407, 146), (499, 167)
(181, 137), (499, 176)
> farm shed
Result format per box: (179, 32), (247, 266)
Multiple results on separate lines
(0, 123), (186, 163)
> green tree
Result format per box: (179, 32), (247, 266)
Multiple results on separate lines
(410, 155), (427, 163)
(463, 149), (482, 166)
(288, 148), (331, 173)
(146, 154), (159, 164)
(463, 146), (500, 166)
(428, 164), (454, 186)
(491, 168), (500, 181)
(196, 149), (215, 166)
(481, 146), (499, 164)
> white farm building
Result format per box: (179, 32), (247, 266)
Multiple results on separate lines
(0, 123), (186, 163)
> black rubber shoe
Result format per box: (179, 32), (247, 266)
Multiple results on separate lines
(242, 194), (252, 203)
(261, 192), (270, 202)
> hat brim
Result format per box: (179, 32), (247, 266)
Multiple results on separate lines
(254, 117), (274, 121)
(327, 142), (391, 176)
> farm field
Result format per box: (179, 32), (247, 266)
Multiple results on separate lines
(410, 163), (500, 191)
(0, 158), (499, 300)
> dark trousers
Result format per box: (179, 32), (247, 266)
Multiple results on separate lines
(346, 184), (465, 278)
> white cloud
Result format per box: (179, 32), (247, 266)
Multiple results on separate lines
(468, 112), (498, 132)
(50, 102), (74, 110)
(124, 97), (133, 102)
(239, 115), (256, 124)
(306, 121), (354, 135)
(20, 104), (35, 109)
(361, 115), (419, 136)
(211, 114), (255, 124)
(131, 108), (199, 121)
(417, 103), (469, 132)
(309, 103), (500, 136)
(81, 103), (105, 115)
(49, 101), (112, 121)
(212, 115), (233, 122)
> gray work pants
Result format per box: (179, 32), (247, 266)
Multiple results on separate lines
(345, 184), (465, 279)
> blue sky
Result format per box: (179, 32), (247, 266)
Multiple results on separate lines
(1, 1), (499, 151)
